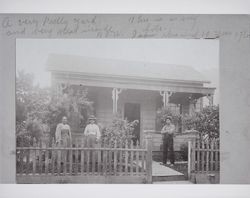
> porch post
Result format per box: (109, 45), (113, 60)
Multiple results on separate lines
(112, 88), (122, 114)
(159, 91), (173, 107)
(187, 141), (192, 180)
(189, 98), (198, 115)
(206, 94), (214, 107)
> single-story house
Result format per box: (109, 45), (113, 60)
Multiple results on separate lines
(47, 54), (215, 153)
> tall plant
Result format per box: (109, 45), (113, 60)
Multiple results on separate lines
(101, 114), (139, 147)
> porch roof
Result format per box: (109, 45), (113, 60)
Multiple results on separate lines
(46, 54), (210, 84)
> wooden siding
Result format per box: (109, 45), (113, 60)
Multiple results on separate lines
(95, 88), (113, 126)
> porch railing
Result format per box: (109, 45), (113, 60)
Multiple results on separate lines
(16, 135), (153, 184)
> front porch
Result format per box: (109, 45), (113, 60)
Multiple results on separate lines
(54, 84), (213, 153)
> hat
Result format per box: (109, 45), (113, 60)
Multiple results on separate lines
(88, 115), (97, 121)
(165, 116), (172, 121)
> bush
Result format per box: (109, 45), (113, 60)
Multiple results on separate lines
(101, 114), (139, 147)
(182, 105), (219, 139)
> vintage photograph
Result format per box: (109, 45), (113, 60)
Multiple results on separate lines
(16, 39), (219, 184)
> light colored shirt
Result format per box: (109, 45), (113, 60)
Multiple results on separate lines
(84, 124), (101, 140)
(161, 124), (175, 134)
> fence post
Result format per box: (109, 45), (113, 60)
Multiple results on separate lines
(145, 131), (153, 184)
(188, 141), (192, 180)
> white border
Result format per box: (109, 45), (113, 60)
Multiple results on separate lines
(0, 0), (250, 14)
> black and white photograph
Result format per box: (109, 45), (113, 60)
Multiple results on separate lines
(15, 39), (219, 184)
(1, 10), (250, 198)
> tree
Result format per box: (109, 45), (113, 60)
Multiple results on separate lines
(16, 70), (94, 145)
(16, 70), (51, 122)
(47, 84), (94, 137)
(16, 70), (50, 146)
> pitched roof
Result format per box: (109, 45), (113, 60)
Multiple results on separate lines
(46, 54), (209, 83)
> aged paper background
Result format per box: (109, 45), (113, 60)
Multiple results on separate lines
(0, 14), (250, 186)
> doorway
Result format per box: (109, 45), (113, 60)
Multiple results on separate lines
(124, 103), (141, 144)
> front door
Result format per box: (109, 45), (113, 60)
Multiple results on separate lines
(124, 103), (141, 144)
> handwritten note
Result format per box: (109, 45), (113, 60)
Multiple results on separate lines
(1, 15), (250, 41)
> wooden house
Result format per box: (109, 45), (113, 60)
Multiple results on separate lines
(47, 54), (215, 153)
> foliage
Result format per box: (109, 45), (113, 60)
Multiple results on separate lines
(16, 121), (31, 147)
(16, 70), (93, 144)
(101, 114), (139, 147)
(182, 105), (219, 139)
(16, 70), (50, 145)
(156, 106), (181, 131)
(47, 85), (94, 136)
(16, 70), (51, 122)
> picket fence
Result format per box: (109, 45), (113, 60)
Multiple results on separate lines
(16, 136), (153, 184)
(188, 139), (220, 179)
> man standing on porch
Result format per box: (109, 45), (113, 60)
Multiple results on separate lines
(161, 116), (175, 166)
(83, 115), (101, 147)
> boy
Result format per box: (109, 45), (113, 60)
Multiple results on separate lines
(161, 116), (175, 166)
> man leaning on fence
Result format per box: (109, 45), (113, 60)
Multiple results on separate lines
(83, 115), (101, 147)
(161, 116), (175, 166)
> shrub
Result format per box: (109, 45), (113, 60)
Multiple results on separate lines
(101, 114), (139, 147)
(16, 121), (32, 147)
(182, 105), (219, 139)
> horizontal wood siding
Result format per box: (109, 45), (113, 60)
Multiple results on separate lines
(95, 88), (113, 126)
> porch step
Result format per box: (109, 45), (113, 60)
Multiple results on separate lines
(153, 174), (186, 182)
(152, 161), (186, 182)
(153, 180), (193, 184)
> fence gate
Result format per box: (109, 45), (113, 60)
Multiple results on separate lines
(16, 136), (153, 184)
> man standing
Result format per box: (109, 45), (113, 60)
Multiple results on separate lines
(55, 116), (72, 147)
(83, 115), (101, 147)
(161, 116), (175, 166)
(55, 116), (72, 172)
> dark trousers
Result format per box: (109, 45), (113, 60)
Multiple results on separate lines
(162, 134), (175, 164)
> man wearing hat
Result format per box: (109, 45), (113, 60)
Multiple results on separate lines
(83, 115), (101, 148)
(161, 116), (175, 166)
